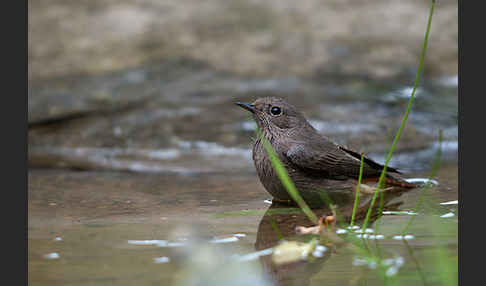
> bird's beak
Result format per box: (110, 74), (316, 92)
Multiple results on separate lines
(235, 102), (257, 113)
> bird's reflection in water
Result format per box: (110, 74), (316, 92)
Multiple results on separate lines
(254, 187), (410, 286)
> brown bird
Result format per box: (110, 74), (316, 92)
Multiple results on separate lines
(236, 96), (415, 205)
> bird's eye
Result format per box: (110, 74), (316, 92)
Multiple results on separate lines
(270, 106), (282, 116)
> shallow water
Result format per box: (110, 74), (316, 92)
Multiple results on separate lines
(28, 59), (457, 285)
(28, 160), (457, 285)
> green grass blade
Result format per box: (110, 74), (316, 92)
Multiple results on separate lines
(350, 154), (365, 227)
(361, 0), (436, 231)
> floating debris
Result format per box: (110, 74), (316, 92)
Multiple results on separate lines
(235, 248), (274, 262)
(313, 245), (328, 257)
(153, 256), (170, 264)
(382, 211), (417, 215)
(263, 199), (273, 204)
(128, 240), (167, 246)
(312, 249), (325, 258)
(295, 215), (336, 235)
(353, 256), (404, 276)
(272, 239), (318, 265)
(295, 225), (320, 235)
(353, 257), (377, 269)
(210, 236), (239, 244)
(440, 200), (458, 205)
(165, 241), (186, 247)
(233, 233), (247, 238)
(405, 178), (439, 186)
(440, 212), (455, 218)
(356, 234), (385, 240)
(54, 237), (63, 241)
(392, 235), (415, 240)
(354, 228), (374, 234)
(386, 266), (399, 277)
(353, 257), (368, 266)
(383, 257), (405, 277)
(44, 252), (60, 259)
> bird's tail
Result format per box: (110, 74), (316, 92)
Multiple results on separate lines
(363, 176), (417, 188)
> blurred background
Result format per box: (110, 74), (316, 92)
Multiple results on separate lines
(28, 1), (458, 285)
(28, 0), (457, 174)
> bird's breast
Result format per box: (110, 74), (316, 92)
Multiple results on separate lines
(252, 139), (295, 200)
(252, 139), (275, 181)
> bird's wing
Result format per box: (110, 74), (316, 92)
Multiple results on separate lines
(285, 139), (400, 180)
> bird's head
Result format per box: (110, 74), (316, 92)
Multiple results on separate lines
(236, 97), (311, 136)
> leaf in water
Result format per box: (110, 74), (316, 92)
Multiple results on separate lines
(272, 238), (318, 265)
(295, 215), (335, 235)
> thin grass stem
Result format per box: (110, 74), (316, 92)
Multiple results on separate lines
(361, 0), (436, 231)
(350, 154), (365, 227)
